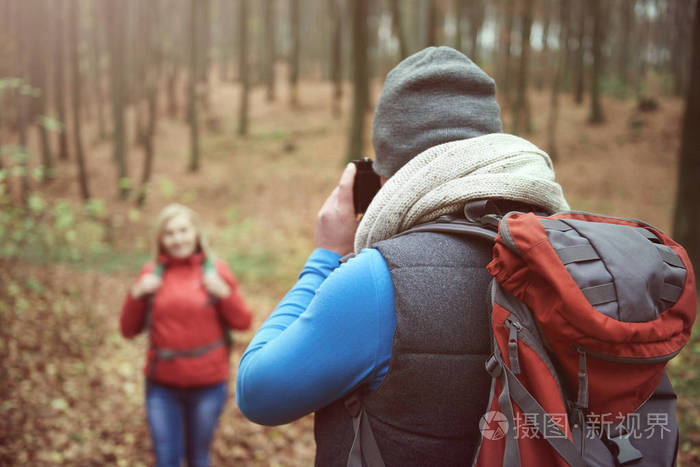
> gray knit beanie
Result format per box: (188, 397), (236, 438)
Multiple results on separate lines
(372, 46), (503, 178)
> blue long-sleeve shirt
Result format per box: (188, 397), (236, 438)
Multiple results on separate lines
(236, 248), (396, 426)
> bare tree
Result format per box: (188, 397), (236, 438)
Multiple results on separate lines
(15, 1), (30, 203)
(90, 0), (107, 140)
(673, 0), (700, 278)
(513, 0), (534, 134)
(390, 0), (408, 60)
(188, 0), (200, 172)
(467, 0), (486, 63)
(238, 0), (250, 136)
(573, 1), (586, 104)
(52, 1), (69, 161)
(500, 0), (516, 105)
(618, 0), (636, 91)
(137, 0), (161, 206)
(589, 0), (605, 123)
(289, 0), (300, 107)
(547, 0), (569, 160)
(426, 0), (439, 46)
(264, 0), (277, 101)
(68, 0), (90, 200)
(105, 0), (129, 198)
(330, 0), (343, 117)
(28, 0), (53, 181)
(346, 0), (369, 162)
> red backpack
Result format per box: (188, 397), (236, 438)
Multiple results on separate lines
(347, 202), (696, 467)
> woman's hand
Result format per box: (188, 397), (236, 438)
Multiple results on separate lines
(315, 163), (358, 256)
(204, 273), (231, 300)
(131, 273), (162, 299)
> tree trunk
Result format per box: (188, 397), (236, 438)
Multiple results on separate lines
(536, 0), (551, 89)
(501, 0), (515, 105)
(29, 0), (53, 181)
(455, 0), (463, 51)
(264, 0), (277, 101)
(390, 0), (408, 60)
(90, 0), (107, 140)
(52, 1), (70, 161)
(468, 0), (485, 63)
(618, 0), (636, 91)
(426, 0), (439, 46)
(289, 0), (300, 107)
(673, 0), (700, 279)
(346, 0), (369, 162)
(330, 0), (343, 117)
(69, 0), (90, 200)
(167, 65), (180, 117)
(188, 0), (200, 172)
(513, 0), (534, 134)
(199, 0), (211, 110)
(105, 0), (129, 198)
(137, 0), (160, 206)
(547, 0), (569, 161)
(238, 0), (250, 136)
(574, 1), (586, 104)
(589, 0), (605, 123)
(16, 1), (30, 203)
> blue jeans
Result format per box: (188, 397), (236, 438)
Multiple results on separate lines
(146, 381), (228, 467)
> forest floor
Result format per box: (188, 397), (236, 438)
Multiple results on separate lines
(1, 75), (698, 466)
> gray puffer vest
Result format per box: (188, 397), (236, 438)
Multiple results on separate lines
(314, 231), (494, 466)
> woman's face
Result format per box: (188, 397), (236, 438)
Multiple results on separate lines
(161, 213), (198, 259)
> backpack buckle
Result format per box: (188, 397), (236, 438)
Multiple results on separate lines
(606, 428), (643, 465)
(485, 355), (502, 378)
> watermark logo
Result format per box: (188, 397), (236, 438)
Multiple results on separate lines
(479, 411), (508, 440)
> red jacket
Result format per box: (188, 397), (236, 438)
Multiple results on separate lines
(120, 253), (252, 387)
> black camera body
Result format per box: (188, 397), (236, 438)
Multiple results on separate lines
(352, 158), (381, 214)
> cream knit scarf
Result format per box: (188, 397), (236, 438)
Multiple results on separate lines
(354, 133), (570, 252)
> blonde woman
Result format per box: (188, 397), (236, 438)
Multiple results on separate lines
(121, 203), (251, 467)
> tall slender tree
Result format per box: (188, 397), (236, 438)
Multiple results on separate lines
(16, 1), (30, 203)
(468, 0), (486, 63)
(346, 0), (369, 162)
(264, 0), (277, 101)
(68, 0), (90, 200)
(199, 0), (212, 109)
(501, 0), (515, 105)
(52, 1), (69, 161)
(238, 0), (250, 136)
(289, 0), (300, 107)
(513, 0), (534, 134)
(330, 0), (343, 117)
(390, 0), (408, 60)
(105, 0), (129, 198)
(137, 0), (161, 206)
(573, 1), (586, 104)
(29, 0), (53, 181)
(547, 0), (569, 160)
(426, 0), (439, 46)
(673, 0), (700, 278)
(618, 0), (636, 91)
(90, 0), (107, 140)
(188, 0), (200, 172)
(589, 0), (605, 123)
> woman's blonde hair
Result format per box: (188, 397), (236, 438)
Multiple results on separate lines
(152, 203), (214, 261)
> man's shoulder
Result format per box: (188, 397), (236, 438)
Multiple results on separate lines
(372, 230), (493, 270)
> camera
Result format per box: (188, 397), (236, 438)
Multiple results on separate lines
(352, 157), (381, 215)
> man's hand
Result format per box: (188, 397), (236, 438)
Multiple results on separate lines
(131, 273), (162, 299)
(203, 272), (231, 299)
(315, 163), (358, 256)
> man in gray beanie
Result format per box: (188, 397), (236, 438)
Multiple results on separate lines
(237, 47), (568, 466)
(372, 46), (503, 178)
